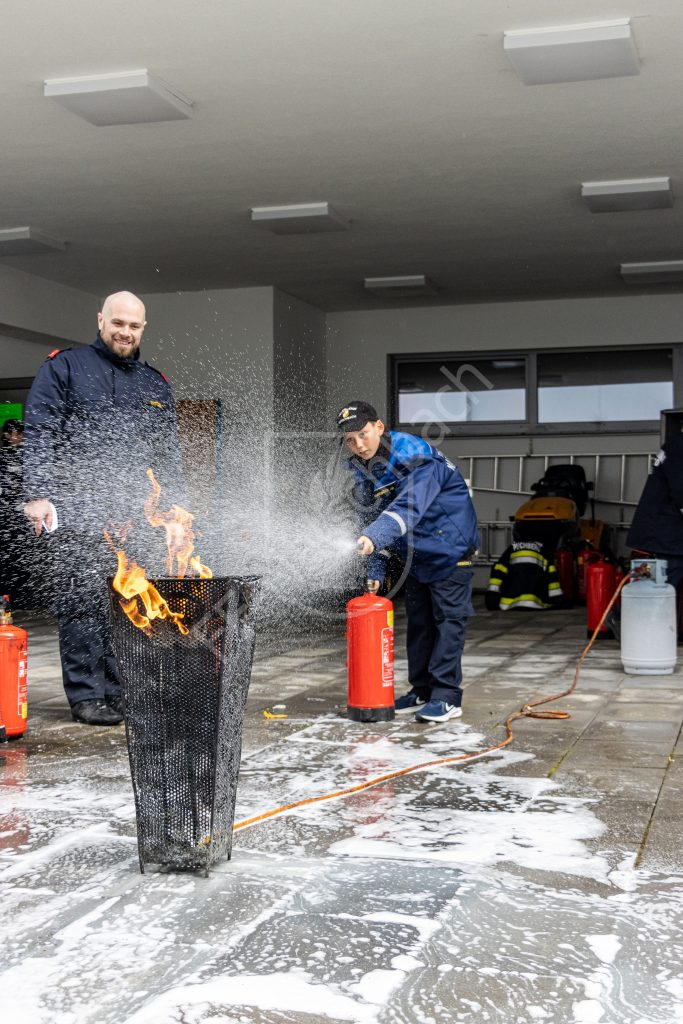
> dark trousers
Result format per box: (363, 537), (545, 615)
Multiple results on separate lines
(57, 612), (121, 706)
(405, 565), (474, 706)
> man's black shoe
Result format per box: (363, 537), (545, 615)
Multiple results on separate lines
(71, 699), (123, 726)
(106, 694), (124, 715)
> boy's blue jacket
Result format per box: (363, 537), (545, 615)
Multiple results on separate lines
(349, 430), (479, 583)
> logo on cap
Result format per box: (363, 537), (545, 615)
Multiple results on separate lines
(341, 408), (350, 419)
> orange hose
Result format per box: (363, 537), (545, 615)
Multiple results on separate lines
(233, 573), (630, 834)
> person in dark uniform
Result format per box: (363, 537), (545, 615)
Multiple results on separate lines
(23, 291), (186, 726)
(338, 401), (479, 723)
(627, 431), (683, 589)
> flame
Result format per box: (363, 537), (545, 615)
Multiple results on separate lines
(144, 469), (193, 577)
(144, 469), (212, 578)
(111, 548), (189, 636)
(190, 555), (213, 578)
(106, 470), (212, 636)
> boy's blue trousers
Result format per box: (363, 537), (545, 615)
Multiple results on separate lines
(404, 564), (474, 707)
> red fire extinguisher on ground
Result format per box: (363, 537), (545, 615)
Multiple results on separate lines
(555, 547), (575, 604)
(346, 593), (395, 722)
(586, 560), (617, 639)
(577, 548), (602, 604)
(0, 595), (28, 741)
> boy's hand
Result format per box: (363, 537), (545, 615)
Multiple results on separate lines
(357, 535), (375, 556)
(366, 579), (381, 594)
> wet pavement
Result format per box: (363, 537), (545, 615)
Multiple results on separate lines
(2, 602), (683, 1023)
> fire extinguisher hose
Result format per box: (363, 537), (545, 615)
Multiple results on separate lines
(233, 575), (631, 834)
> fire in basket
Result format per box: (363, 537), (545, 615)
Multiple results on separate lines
(107, 469), (259, 876)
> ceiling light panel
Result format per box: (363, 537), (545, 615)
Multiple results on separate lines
(250, 202), (348, 234)
(581, 177), (673, 212)
(620, 261), (683, 285)
(0, 227), (66, 255)
(364, 275), (437, 297)
(44, 70), (192, 126)
(504, 19), (640, 85)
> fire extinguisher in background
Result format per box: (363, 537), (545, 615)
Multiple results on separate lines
(0, 595), (28, 741)
(586, 559), (616, 639)
(577, 548), (602, 604)
(346, 592), (395, 722)
(554, 547), (575, 604)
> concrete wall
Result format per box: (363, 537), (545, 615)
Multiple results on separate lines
(0, 334), (63, 377)
(141, 285), (329, 433)
(0, 263), (97, 353)
(273, 289), (326, 431)
(140, 286), (275, 423)
(138, 286), (330, 577)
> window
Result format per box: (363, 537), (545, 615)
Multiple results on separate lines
(392, 347), (677, 436)
(397, 357), (526, 424)
(537, 350), (672, 423)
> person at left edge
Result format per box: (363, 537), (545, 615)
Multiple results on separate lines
(338, 401), (479, 724)
(0, 419), (34, 608)
(22, 291), (187, 727)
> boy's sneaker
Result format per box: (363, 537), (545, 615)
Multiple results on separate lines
(415, 699), (462, 723)
(394, 691), (427, 714)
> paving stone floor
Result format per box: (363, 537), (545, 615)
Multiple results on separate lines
(2, 599), (683, 1023)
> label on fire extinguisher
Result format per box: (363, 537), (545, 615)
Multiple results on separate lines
(387, 610), (394, 627)
(18, 652), (27, 718)
(381, 627), (394, 686)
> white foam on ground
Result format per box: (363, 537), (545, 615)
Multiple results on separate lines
(121, 972), (378, 1024)
(3, 716), (683, 1023)
(586, 934), (621, 964)
(328, 769), (609, 881)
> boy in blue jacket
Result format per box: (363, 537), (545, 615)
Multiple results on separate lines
(338, 401), (479, 722)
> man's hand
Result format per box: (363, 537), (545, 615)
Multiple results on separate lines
(366, 579), (381, 594)
(24, 499), (53, 536)
(357, 535), (375, 556)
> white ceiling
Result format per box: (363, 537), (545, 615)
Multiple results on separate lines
(2, 1), (683, 311)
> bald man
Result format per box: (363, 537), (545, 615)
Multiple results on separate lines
(23, 291), (185, 725)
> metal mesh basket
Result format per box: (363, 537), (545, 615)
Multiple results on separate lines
(109, 576), (259, 875)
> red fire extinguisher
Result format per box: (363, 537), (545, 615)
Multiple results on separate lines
(555, 547), (575, 604)
(577, 548), (601, 604)
(346, 593), (395, 722)
(0, 595), (28, 741)
(586, 561), (616, 639)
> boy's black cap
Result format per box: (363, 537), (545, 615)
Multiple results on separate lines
(336, 401), (379, 432)
(1, 419), (23, 433)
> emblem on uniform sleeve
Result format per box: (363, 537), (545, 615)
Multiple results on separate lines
(654, 449), (666, 467)
(149, 400), (164, 409)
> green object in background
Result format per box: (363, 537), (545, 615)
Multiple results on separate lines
(0, 402), (23, 430)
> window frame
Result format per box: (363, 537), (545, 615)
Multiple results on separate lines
(389, 345), (681, 437)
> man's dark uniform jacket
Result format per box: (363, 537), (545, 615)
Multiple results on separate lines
(24, 335), (184, 610)
(627, 435), (683, 558)
(24, 334), (183, 529)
